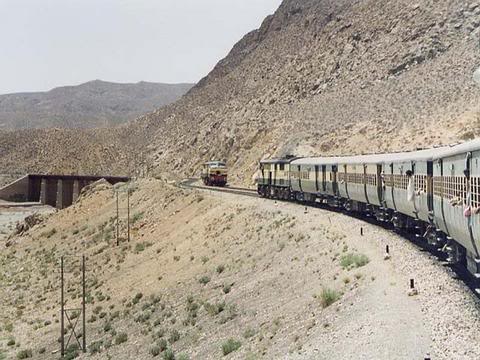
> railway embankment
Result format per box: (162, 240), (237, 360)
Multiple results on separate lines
(1, 178), (480, 359)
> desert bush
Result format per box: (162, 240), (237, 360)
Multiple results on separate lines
(115, 332), (128, 345)
(243, 328), (256, 339)
(131, 212), (144, 224)
(204, 301), (225, 316)
(223, 283), (232, 294)
(157, 338), (168, 351)
(135, 243), (146, 253)
(169, 329), (180, 343)
(16, 349), (33, 359)
(104, 322), (112, 332)
(150, 344), (161, 357)
(319, 288), (340, 308)
(221, 338), (241, 356)
(163, 349), (175, 360)
(89, 340), (103, 354)
(340, 253), (369, 269)
(198, 275), (210, 285)
(216, 264), (225, 274)
(132, 292), (143, 304)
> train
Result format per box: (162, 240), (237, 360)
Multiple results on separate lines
(201, 161), (228, 187)
(257, 139), (480, 285)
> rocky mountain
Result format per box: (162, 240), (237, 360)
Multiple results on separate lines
(0, 0), (479, 183)
(0, 80), (193, 129)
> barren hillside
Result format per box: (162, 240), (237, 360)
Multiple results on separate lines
(0, 80), (193, 130)
(0, 0), (479, 183)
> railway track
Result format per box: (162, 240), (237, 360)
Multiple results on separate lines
(178, 178), (259, 198)
(180, 178), (480, 296)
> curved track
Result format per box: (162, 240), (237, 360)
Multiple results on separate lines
(178, 178), (258, 198)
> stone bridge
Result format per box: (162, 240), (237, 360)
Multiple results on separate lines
(0, 174), (129, 209)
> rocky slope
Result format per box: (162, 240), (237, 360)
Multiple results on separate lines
(0, 80), (193, 129)
(0, 0), (480, 183)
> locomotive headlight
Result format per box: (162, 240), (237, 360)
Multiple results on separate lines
(474, 66), (480, 86)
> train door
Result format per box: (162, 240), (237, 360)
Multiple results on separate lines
(322, 165), (327, 192)
(376, 164), (383, 205)
(332, 165), (339, 197)
(427, 161), (433, 217)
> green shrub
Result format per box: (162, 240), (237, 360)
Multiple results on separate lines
(115, 332), (128, 345)
(216, 264), (225, 274)
(198, 275), (210, 285)
(223, 284), (232, 294)
(177, 354), (189, 360)
(131, 212), (144, 224)
(243, 327), (256, 339)
(7, 338), (15, 346)
(16, 349), (33, 359)
(150, 345), (161, 357)
(157, 338), (168, 352)
(319, 288), (341, 308)
(104, 322), (112, 332)
(64, 344), (79, 360)
(89, 340), (103, 354)
(340, 253), (369, 269)
(204, 301), (225, 316)
(132, 292), (143, 304)
(163, 348), (175, 360)
(135, 243), (146, 253)
(169, 329), (180, 343)
(221, 338), (241, 356)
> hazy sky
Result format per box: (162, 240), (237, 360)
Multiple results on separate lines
(0, 0), (282, 94)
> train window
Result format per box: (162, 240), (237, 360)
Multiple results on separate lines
(414, 175), (427, 194)
(279, 163), (285, 171)
(433, 176), (442, 197)
(439, 175), (467, 203)
(383, 174), (392, 187)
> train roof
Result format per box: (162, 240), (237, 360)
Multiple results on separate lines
(260, 157), (299, 164)
(290, 139), (480, 166)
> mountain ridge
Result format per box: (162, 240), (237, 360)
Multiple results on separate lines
(0, 80), (193, 130)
